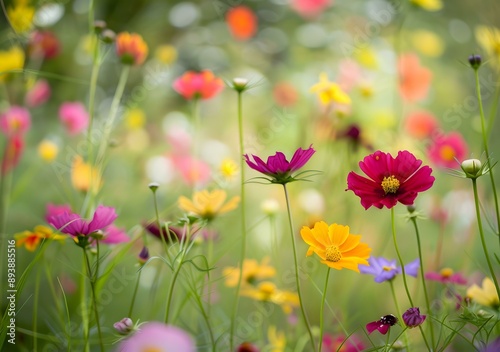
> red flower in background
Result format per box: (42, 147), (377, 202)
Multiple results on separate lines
(29, 30), (60, 60)
(291, 0), (332, 19)
(405, 110), (439, 139)
(427, 132), (468, 169)
(1, 135), (24, 175)
(399, 53), (432, 102)
(347, 150), (435, 209)
(173, 70), (224, 100)
(116, 32), (148, 66)
(226, 6), (258, 41)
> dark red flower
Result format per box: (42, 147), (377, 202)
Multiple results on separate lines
(366, 314), (398, 335)
(347, 150), (435, 209)
(29, 30), (60, 59)
(402, 307), (426, 328)
(143, 221), (184, 242)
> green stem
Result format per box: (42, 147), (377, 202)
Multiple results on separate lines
(487, 82), (500, 139)
(152, 187), (170, 259)
(81, 256), (89, 352)
(389, 280), (411, 352)
(474, 69), (500, 240)
(33, 264), (41, 351)
(471, 179), (500, 297)
(83, 248), (104, 352)
(410, 216), (436, 348)
(318, 268), (331, 352)
(283, 184), (316, 351)
(390, 208), (414, 306)
(0, 151), (13, 309)
(229, 90), (248, 351)
(128, 270), (142, 318)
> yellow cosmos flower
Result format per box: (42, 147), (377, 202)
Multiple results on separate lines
(220, 158), (238, 180)
(15, 225), (66, 251)
(223, 257), (276, 287)
(0, 46), (25, 82)
(476, 26), (500, 68)
(240, 281), (299, 314)
(7, 2), (35, 33)
(411, 30), (444, 57)
(410, 0), (443, 11)
(71, 155), (102, 194)
(38, 140), (59, 162)
(178, 189), (240, 221)
(310, 73), (351, 106)
(466, 277), (499, 308)
(124, 107), (146, 130)
(267, 326), (286, 352)
(300, 221), (371, 272)
(155, 44), (177, 65)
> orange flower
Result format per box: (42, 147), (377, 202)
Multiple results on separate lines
(226, 6), (258, 41)
(300, 221), (371, 272)
(71, 155), (102, 193)
(178, 189), (239, 221)
(15, 225), (66, 251)
(173, 70), (224, 100)
(116, 32), (148, 66)
(399, 53), (432, 102)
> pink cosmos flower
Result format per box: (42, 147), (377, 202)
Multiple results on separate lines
(25, 79), (51, 107)
(338, 59), (363, 92)
(399, 53), (432, 102)
(404, 111), (439, 139)
(45, 204), (73, 223)
(366, 314), (398, 335)
(0, 106), (31, 136)
(291, 0), (332, 19)
(427, 132), (468, 169)
(171, 155), (211, 187)
(101, 224), (129, 244)
(48, 205), (117, 238)
(347, 150), (435, 209)
(273, 82), (299, 107)
(117, 322), (195, 352)
(173, 70), (224, 100)
(59, 102), (89, 135)
(425, 268), (468, 285)
(1, 135), (24, 175)
(322, 333), (366, 352)
(244, 145), (316, 184)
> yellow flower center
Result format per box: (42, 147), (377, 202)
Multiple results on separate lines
(440, 267), (454, 278)
(141, 347), (162, 352)
(381, 175), (400, 194)
(439, 145), (456, 161)
(325, 245), (342, 262)
(382, 265), (395, 271)
(258, 282), (277, 299)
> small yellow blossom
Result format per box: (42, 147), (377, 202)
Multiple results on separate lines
(15, 225), (66, 251)
(354, 46), (378, 69)
(155, 44), (177, 65)
(178, 189), (240, 221)
(466, 277), (499, 308)
(0, 46), (25, 82)
(124, 107), (146, 130)
(71, 155), (102, 194)
(220, 158), (238, 180)
(475, 26), (500, 68)
(411, 30), (444, 57)
(267, 326), (286, 352)
(310, 73), (351, 106)
(38, 140), (59, 162)
(223, 257), (276, 287)
(7, 2), (35, 33)
(410, 0), (443, 11)
(240, 281), (299, 314)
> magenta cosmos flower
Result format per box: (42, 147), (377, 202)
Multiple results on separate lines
(59, 102), (89, 135)
(244, 145), (316, 184)
(427, 132), (468, 169)
(366, 314), (398, 335)
(347, 150), (435, 209)
(0, 106), (31, 136)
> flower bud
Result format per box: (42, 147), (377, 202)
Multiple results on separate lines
(403, 307), (426, 328)
(94, 20), (106, 34)
(148, 182), (159, 192)
(461, 159), (482, 178)
(407, 205), (416, 214)
(232, 77), (249, 92)
(468, 54), (482, 70)
(138, 246), (149, 264)
(100, 29), (116, 44)
(113, 317), (134, 335)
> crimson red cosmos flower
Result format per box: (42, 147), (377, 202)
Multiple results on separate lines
(347, 150), (435, 209)
(244, 145), (315, 184)
(173, 70), (224, 100)
(366, 314), (398, 335)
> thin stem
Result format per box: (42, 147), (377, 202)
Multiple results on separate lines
(471, 179), (500, 297)
(410, 216), (436, 348)
(283, 184), (316, 351)
(318, 268), (331, 352)
(83, 248), (104, 352)
(229, 90), (248, 351)
(474, 69), (500, 240)
(81, 256), (89, 352)
(128, 270), (142, 318)
(0, 149), (13, 309)
(152, 188), (170, 259)
(33, 264), (41, 351)
(390, 208), (414, 306)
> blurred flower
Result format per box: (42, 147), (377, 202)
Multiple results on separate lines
(482, 337), (500, 352)
(290, 0), (332, 19)
(7, 2), (35, 33)
(15, 225), (66, 251)
(45, 204), (72, 223)
(241, 281), (299, 314)
(403, 307), (426, 328)
(310, 73), (351, 106)
(113, 317), (134, 335)
(338, 59), (363, 92)
(117, 322), (195, 352)
(428, 132), (468, 169)
(155, 44), (177, 65)
(173, 70), (224, 100)
(359, 257), (419, 283)
(116, 32), (148, 66)
(144, 221), (185, 243)
(466, 278), (499, 308)
(124, 107), (146, 130)
(261, 199), (280, 216)
(226, 5), (258, 41)
(322, 333), (366, 352)
(223, 257), (276, 287)
(366, 314), (398, 335)
(1, 135), (24, 175)
(273, 82), (299, 107)
(399, 53), (432, 102)
(101, 224), (129, 244)
(425, 268), (467, 285)
(475, 26), (500, 68)
(59, 102), (89, 135)
(171, 155), (211, 186)
(37, 140), (58, 162)
(219, 158), (238, 180)
(411, 0), (443, 11)
(0, 106), (31, 136)
(25, 79), (51, 107)
(71, 155), (102, 193)
(138, 246), (149, 264)
(0, 46), (24, 82)
(300, 221), (371, 272)
(354, 46), (378, 69)
(339, 124), (373, 152)
(347, 150), (435, 210)
(244, 145), (316, 184)
(237, 342), (260, 352)
(178, 189), (240, 221)
(267, 325), (286, 352)
(404, 111), (439, 139)
(411, 30), (444, 57)
(28, 31), (60, 60)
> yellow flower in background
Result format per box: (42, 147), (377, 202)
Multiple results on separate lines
(466, 278), (499, 308)
(155, 44), (177, 65)
(7, 1), (35, 33)
(410, 0), (443, 11)
(354, 46), (378, 69)
(411, 30), (444, 57)
(310, 73), (351, 106)
(71, 155), (102, 193)
(15, 225), (66, 251)
(223, 257), (276, 287)
(38, 140), (59, 162)
(359, 83), (374, 98)
(124, 107), (146, 130)
(267, 326), (286, 352)
(300, 221), (371, 272)
(220, 158), (238, 180)
(476, 26), (500, 68)
(0, 46), (25, 82)
(240, 281), (299, 314)
(178, 189), (240, 221)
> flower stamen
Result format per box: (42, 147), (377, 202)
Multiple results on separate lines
(381, 175), (400, 194)
(325, 245), (342, 262)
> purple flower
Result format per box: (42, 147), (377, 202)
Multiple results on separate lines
(48, 205), (117, 238)
(244, 145), (315, 184)
(482, 337), (500, 352)
(402, 307), (426, 328)
(138, 246), (149, 264)
(359, 257), (419, 283)
(366, 314), (398, 335)
(113, 317), (134, 335)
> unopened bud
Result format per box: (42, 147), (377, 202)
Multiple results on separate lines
(100, 29), (116, 44)
(461, 159), (482, 178)
(468, 54), (482, 70)
(148, 182), (159, 192)
(138, 246), (149, 264)
(94, 20), (107, 34)
(113, 317), (134, 335)
(232, 77), (249, 92)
